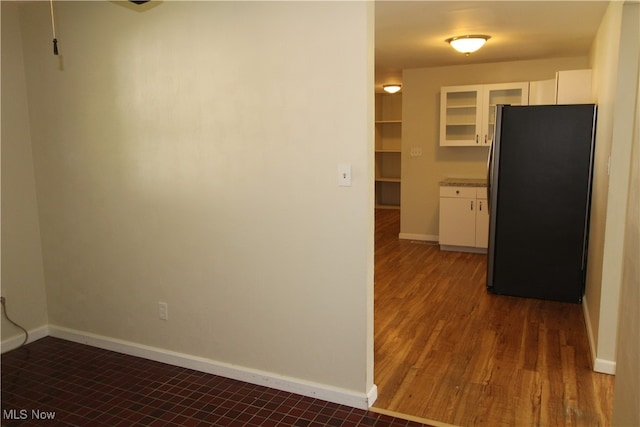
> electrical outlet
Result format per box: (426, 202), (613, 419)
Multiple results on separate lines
(158, 302), (168, 320)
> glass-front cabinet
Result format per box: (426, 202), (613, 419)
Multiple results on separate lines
(440, 86), (483, 146)
(440, 82), (529, 147)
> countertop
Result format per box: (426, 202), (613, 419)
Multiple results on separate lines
(439, 178), (487, 187)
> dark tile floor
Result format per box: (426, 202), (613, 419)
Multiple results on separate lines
(1, 337), (434, 426)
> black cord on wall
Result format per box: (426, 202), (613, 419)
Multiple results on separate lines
(1, 297), (29, 348)
(50, 0), (59, 55)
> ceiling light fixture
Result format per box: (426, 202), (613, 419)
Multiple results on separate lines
(446, 35), (491, 55)
(383, 84), (402, 94)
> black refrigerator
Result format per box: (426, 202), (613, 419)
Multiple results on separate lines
(486, 104), (597, 303)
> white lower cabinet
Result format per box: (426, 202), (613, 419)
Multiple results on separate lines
(475, 190), (489, 249)
(439, 186), (489, 252)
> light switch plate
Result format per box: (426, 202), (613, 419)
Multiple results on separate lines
(158, 302), (168, 320)
(338, 164), (352, 187)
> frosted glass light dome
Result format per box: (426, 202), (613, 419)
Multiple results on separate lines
(446, 35), (490, 55)
(383, 84), (402, 94)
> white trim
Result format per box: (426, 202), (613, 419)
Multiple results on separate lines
(440, 244), (487, 254)
(1, 325), (49, 354)
(369, 407), (458, 427)
(582, 295), (616, 375)
(582, 294), (598, 367)
(593, 358), (616, 375)
(398, 233), (438, 242)
(48, 325), (373, 409)
(367, 384), (378, 408)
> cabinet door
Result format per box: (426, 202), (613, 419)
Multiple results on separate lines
(440, 85), (483, 146)
(475, 198), (489, 248)
(529, 79), (556, 105)
(439, 197), (476, 247)
(481, 82), (530, 146)
(556, 70), (592, 104)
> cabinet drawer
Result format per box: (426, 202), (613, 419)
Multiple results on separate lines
(476, 187), (487, 199)
(440, 186), (477, 198)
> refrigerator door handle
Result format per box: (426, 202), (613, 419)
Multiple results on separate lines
(486, 139), (494, 214)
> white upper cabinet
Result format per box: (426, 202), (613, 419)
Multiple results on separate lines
(439, 85), (483, 147)
(440, 82), (529, 147)
(556, 69), (593, 104)
(482, 83), (530, 146)
(529, 69), (593, 105)
(528, 79), (556, 105)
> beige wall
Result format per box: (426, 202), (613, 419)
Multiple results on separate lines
(584, 1), (623, 370)
(400, 56), (589, 239)
(612, 39), (639, 424)
(612, 2), (639, 424)
(8, 1), (374, 397)
(585, 0), (638, 374)
(1, 2), (49, 345)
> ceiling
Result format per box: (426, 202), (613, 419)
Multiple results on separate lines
(375, 1), (610, 92)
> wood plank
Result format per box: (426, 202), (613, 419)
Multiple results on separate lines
(373, 209), (614, 426)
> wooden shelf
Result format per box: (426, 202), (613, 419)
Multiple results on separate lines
(375, 93), (402, 210)
(446, 105), (477, 109)
(375, 203), (400, 210)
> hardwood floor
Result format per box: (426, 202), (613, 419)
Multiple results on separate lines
(373, 209), (615, 426)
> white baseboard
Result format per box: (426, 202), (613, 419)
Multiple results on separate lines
(582, 295), (616, 375)
(398, 233), (438, 242)
(593, 358), (616, 375)
(1, 325), (49, 354)
(582, 294), (598, 366)
(440, 245), (487, 254)
(48, 325), (376, 409)
(367, 384), (378, 407)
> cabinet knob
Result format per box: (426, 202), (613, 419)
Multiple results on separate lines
(471, 201), (474, 210)
(456, 190), (460, 194)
